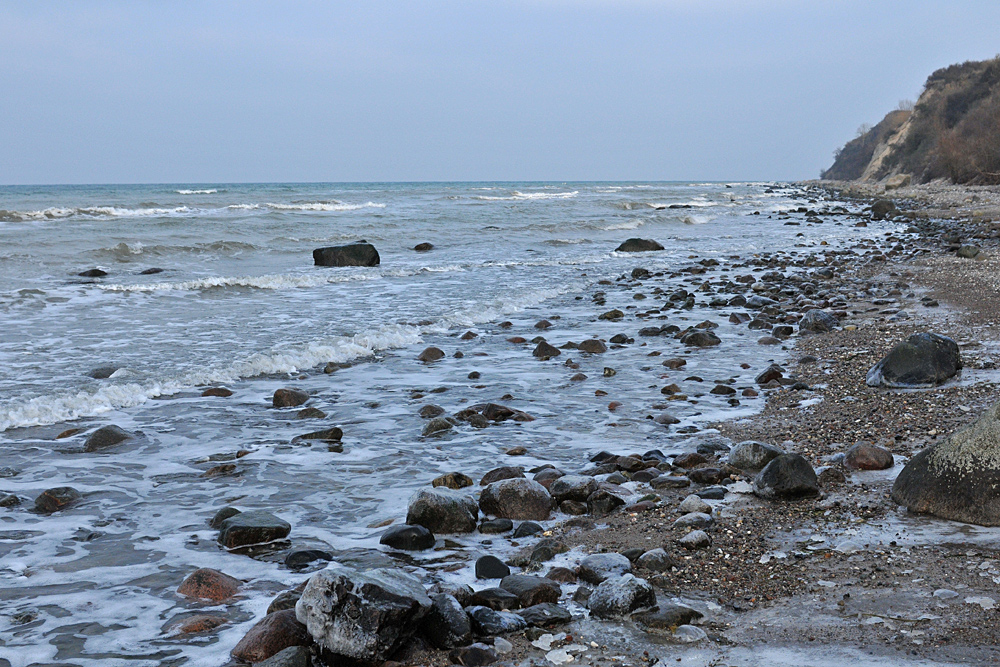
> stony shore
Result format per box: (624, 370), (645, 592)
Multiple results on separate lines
(68, 181), (1000, 667)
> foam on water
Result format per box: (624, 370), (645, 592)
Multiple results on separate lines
(175, 189), (218, 194)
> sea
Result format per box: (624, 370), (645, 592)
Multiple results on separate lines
(0, 182), (876, 665)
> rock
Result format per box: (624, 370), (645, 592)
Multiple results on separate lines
(381, 524), (436, 551)
(545, 567), (577, 583)
(672, 452), (707, 468)
(292, 427), (343, 443)
(891, 402), (1000, 525)
(449, 644), (498, 666)
(86, 365), (119, 379)
(83, 425), (134, 452)
(631, 469), (660, 483)
(434, 472), (474, 489)
(676, 494), (711, 514)
(578, 339), (607, 354)
(479, 479), (552, 521)
(650, 476), (690, 490)
(466, 606), (527, 635)
(587, 489), (626, 517)
(499, 575), (560, 607)
(710, 384), (736, 396)
(844, 443), (894, 471)
(295, 407), (325, 419)
(755, 364), (784, 385)
(866, 332), (962, 388)
(168, 614), (228, 635)
(672, 512), (713, 529)
(533, 468), (565, 488)
(78, 268), (107, 277)
(285, 550), (333, 570)
(420, 405), (446, 419)
(587, 574), (656, 618)
(616, 238), (664, 252)
(688, 468), (723, 484)
(677, 530), (711, 549)
(752, 454), (819, 500)
(636, 548), (675, 572)
(312, 242), (380, 267)
(273, 388), (309, 408)
(512, 521), (543, 538)
(296, 566), (431, 661)
(654, 412), (680, 426)
(680, 330), (721, 347)
(423, 418), (454, 436)
(578, 553), (632, 584)
(870, 199), (897, 220)
(34, 486), (81, 513)
(201, 387), (233, 397)
(532, 341), (561, 359)
(798, 309), (839, 334)
(414, 242), (434, 252)
(231, 610), (311, 663)
(957, 245), (982, 259)
(407, 488), (478, 534)
(696, 486), (727, 500)
(728, 441), (785, 471)
(598, 309), (624, 321)
(516, 603), (572, 628)
(268, 590), (303, 615)
(549, 475), (598, 503)
(418, 346), (446, 362)
(218, 511), (291, 548)
(254, 645), (312, 667)
(480, 466), (525, 485)
(475, 556), (510, 579)
(885, 174), (911, 190)
(470, 588), (521, 611)
(210, 506), (241, 528)
(528, 538), (568, 564)
(177, 568), (241, 601)
(421, 594), (472, 649)
(632, 603), (703, 632)
(478, 518), (514, 534)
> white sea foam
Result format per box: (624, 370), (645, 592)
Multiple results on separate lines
(602, 219), (645, 231)
(475, 191), (578, 201)
(98, 271), (382, 292)
(263, 201), (386, 212)
(175, 189), (218, 194)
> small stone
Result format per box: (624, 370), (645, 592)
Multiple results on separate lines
(34, 486), (81, 513)
(285, 550), (333, 570)
(516, 603), (572, 628)
(506, 446), (527, 456)
(578, 553), (632, 584)
(844, 442), (894, 470)
(476, 555), (511, 579)
(672, 512), (713, 529)
(587, 574), (656, 618)
(418, 346), (446, 362)
(201, 387), (233, 397)
(423, 417), (455, 436)
(677, 530), (711, 550)
(636, 548), (675, 572)
(83, 425), (134, 452)
(168, 614), (228, 636)
(210, 506), (241, 528)
(479, 518), (514, 534)
(481, 466), (525, 485)
(512, 521), (543, 538)
(533, 341), (561, 359)
(177, 568), (241, 602)
(579, 339), (607, 354)
(466, 606), (528, 635)
(295, 407), (326, 419)
(217, 511), (291, 549)
(273, 388), (309, 408)
(420, 404), (446, 419)
(499, 574), (561, 607)
(676, 494), (711, 514)
(381, 524), (436, 551)
(449, 644), (498, 666)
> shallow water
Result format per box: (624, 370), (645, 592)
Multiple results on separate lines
(0, 181), (882, 665)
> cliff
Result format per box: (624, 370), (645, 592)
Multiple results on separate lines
(823, 56), (1000, 185)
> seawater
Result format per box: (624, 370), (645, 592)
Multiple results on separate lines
(0, 182), (874, 665)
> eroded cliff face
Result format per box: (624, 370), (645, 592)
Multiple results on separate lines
(824, 56), (1000, 185)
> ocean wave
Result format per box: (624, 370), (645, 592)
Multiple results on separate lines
(176, 189), (218, 194)
(0, 206), (194, 222)
(0, 207), (76, 222)
(475, 191), (578, 201)
(98, 271), (382, 293)
(602, 219), (645, 231)
(681, 215), (714, 225)
(95, 240), (259, 260)
(263, 201), (386, 212)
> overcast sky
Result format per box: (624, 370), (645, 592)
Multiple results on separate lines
(2, 1), (999, 184)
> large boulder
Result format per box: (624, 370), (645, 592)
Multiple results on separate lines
(728, 441), (785, 471)
(752, 454), (819, 500)
(866, 332), (962, 388)
(295, 565), (431, 662)
(892, 402), (1000, 525)
(406, 488), (478, 534)
(587, 574), (656, 618)
(798, 309), (839, 335)
(313, 242), (380, 267)
(871, 199), (897, 220)
(479, 479), (552, 521)
(616, 238), (664, 253)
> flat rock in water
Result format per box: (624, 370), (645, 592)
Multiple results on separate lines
(578, 339), (607, 354)
(292, 427), (343, 443)
(217, 511), (291, 549)
(34, 486), (81, 513)
(380, 524), (436, 551)
(680, 330), (720, 347)
(296, 565), (430, 661)
(844, 442), (894, 470)
(83, 425), (134, 452)
(866, 332), (962, 388)
(230, 609), (311, 663)
(632, 603), (703, 632)
(615, 238), (664, 253)
(418, 346), (446, 362)
(587, 574), (656, 618)
(312, 242), (380, 267)
(578, 553), (632, 584)
(479, 478), (552, 521)
(414, 242), (434, 252)
(752, 453), (819, 500)
(433, 471), (474, 489)
(892, 401), (1000, 525)
(273, 388), (309, 408)
(177, 567), (241, 601)
(406, 487), (478, 533)
(86, 365), (119, 379)
(466, 606), (527, 636)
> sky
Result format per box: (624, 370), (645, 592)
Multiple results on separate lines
(1, 1), (999, 184)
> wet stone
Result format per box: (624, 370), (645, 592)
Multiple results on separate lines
(677, 530), (711, 550)
(217, 511), (291, 549)
(418, 346), (446, 362)
(83, 424), (134, 452)
(512, 521), (543, 538)
(420, 404), (446, 419)
(672, 512), (713, 529)
(273, 388), (309, 408)
(516, 603), (572, 628)
(449, 644), (498, 666)
(587, 489), (626, 517)
(587, 574), (656, 618)
(470, 588), (521, 611)
(578, 553), (632, 584)
(479, 518), (514, 534)
(34, 486), (82, 513)
(433, 471), (474, 489)
(476, 555), (511, 579)
(467, 606), (528, 636)
(480, 466), (525, 486)
(380, 524), (436, 551)
(254, 645), (312, 667)
(636, 548), (675, 572)
(421, 594), (473, 650)
(177, 568), (241, 601)
(499, 575), (560, 607)
(210, 506), (241, 528)
(230, 609), (311, 664)
(651, 476), (691, 490)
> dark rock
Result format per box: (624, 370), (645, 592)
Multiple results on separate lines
(414, 242), (434, 252)
(479, 479), (552, 521)
(817, 467), (847, 486)
(296, 407), (325, 419)
(139, 267), (164, 275)
(549, 475), (598, 503)
(532, 341), (561, 359)
(632, 603), (703, 632)
(891, 402), (1000, 525)
(499, 575), (560, 607)
(254, 645), (312, 667)
(421, 594), (472, 649)
(695, 486), (727, 500)
(673, 512), (713, 529)
(273, 388), (309, 408)
(78, 268), (107, 277)
(34, 486), (82, 513)
(672, 452), (707, 469)
(677, 529), (711, 550)
(866, 332), (962, 388)
(687, 467), (723, 484)
(710, 384), (736, 396)
(610, 333), (631, 344)
(292, 427), (343, 443)
(231, 610), (311, 663)
(313, 242), (380, 267)
(475, 556), (510, 579)
(478, 518), (514, 534)
(578, 339), (607, 354)
(529, 538), (568, 564)
(285, 549), (333, 570)
(449, 644), (497, 666)
(616, 238), (664, 252)
(631, 469), (660, 483)
(559, 500), (588, 515)
(433, 472), (474, 489)
(578, 553), (632, 584)
(86, 365), (119, 379)
(798, 309), (839, 334)
(177, 567), (241, 601)
(545, 567), (577, 583)
(871, 199), (896, 220)
(210, 506), (241, 528)
(83, 425), (134, 452)
(512, 521), (543, 538)
(636, 548), (675, 572)
(532, 468), (566, 488)
(680, 330), (721, 347)
(381, 524), (436, 551)
(420, 405), (446, 419)
(418, 347), (446, 362)
(598, 309), (624, 321)
(470, 588), (521, 611)
(296, 566), (431, 662)
(755, 364), (784, 385)
(844, 443), (894, 471)
(480, 466), (525, 486)
(218, 511), (291, 549)
(268, 590), (302, 615)
(422, 418), (454, 436)
(752, 454), (819, 500)
(957, 245), (982, 259)
(587, 575), (656, 618)
(728, 441), (785, 470)
(407, 488), (478, 534)
(587, 489), (626, 517)
(516, 603), (572, 628)
(651, 475), (690, 489)
(466, 606), (527, 635)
